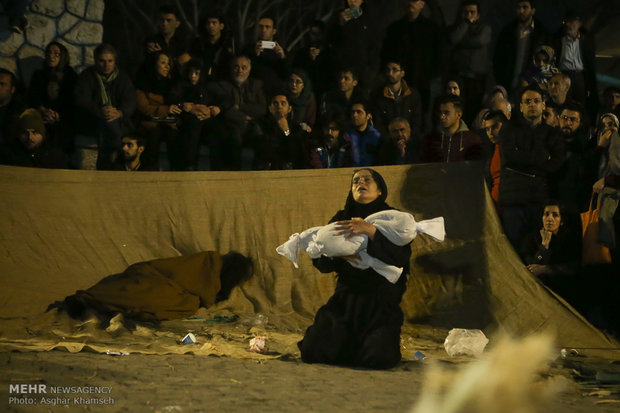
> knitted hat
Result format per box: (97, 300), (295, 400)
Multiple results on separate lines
(18, 109), (46, 139)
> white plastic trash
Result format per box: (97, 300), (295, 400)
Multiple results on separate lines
(443, 328), (489, 357)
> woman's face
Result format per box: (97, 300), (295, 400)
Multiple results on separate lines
(288, 74), (304, 96)
(351, 169), (381, 204)
(156, 54), (171, 78)
(347, 0), (363, 9)
(542, 205), (561, 234)
(45, 45), (62, 68)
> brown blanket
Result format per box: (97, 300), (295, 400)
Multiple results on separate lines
(53, 251), (223, 322)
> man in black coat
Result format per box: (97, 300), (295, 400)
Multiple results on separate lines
(493, 0), (549, 95)
(498, 86), (566, 250)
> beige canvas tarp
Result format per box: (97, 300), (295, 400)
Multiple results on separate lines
(0, 163), (615, 357)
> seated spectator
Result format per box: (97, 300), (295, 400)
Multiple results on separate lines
(188, 11), (234, 81)
(371, 60), (422, 143)
(1, 108), (68, 168)
(519, 202), (581, 304)
(520, 45), (560, 92)
(547, 72), (571, 107)
(134, 51), (182, 170)
(320, 68), (365, 119)
(312, 113), (353, 168)
(286, 69), (317, 128)
(542, 100), (561, 128)
(422, 95), (481, 162)
(144, 5), (190, 67)
(243, 15), (289, 97)
(291, 20), (331, 97)
(218, 55), (267, 170)
(27, 41), (77, 154)
(0, 68), (24, 147)
(376, 117), (417, 165)
(109, 132), (155, 171)
(254, 93), (314, 170)
(172, 59), (228, 171)
(74, 44), (136, 170)
(343, 99), (381, 167)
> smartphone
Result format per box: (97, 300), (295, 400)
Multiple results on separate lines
(261, 40), (276, 50)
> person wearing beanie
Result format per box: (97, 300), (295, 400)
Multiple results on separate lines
(0, 109), (68, 169)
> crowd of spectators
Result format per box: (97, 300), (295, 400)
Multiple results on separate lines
(0, 0), (619, 333)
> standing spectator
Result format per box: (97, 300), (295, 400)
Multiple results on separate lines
(553, 10), (599, 119)
(371, 60), (423, 144)
(218, 55), (267, 170)
(254, 93), (313, 170)
(291, 20), (331, 97)
(344, 100), (381, 167)
(286, 69), (317, 128)
(445, 80), (461, 96)
(422, 95), (481, 163)
(327, 0), (377, 92)
(244, 16), (289, 97)
(447, 0), (492, 123)
(547, 73), (571, 109)
(482, 110), (509, 209)
(0, 68), (24, 147)
(27, 41), (77, 154)
(494, 0), (548, 94)
(498, 86), (565, 250)
(144, 5), (190, 67)
(0, 108), (68, 169)
(189, 11), (234, 81)
(381, 0), (442, 112)
(601, 86), (620, 119)
(74, 44), (136, 170)
(376, 118), (417, 165)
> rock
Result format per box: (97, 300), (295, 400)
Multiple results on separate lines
(58, 12), (80, 35)
(0, 32), (25, 57)
(83, 45), (96, 66)
(30, 0), (65, 17)
(85, 0), (105, 22)
(66, 0), (87, 17)
(24, 13), (56, 49)
(58, 41), (83, 67)
(0, 57), (18, 76)
(17, 44), (44, 60)
(64, 22), (103, 45)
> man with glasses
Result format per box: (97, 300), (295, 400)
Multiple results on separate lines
(371, 60), (422, 142)
(497, 86), (565, 249)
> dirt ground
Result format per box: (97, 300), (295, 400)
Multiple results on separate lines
(1, 349), (620, 413)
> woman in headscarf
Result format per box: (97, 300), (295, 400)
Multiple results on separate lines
(298, 168), (412, 369)
(27, 41), (78, 154)
(286, 68), (316, 128)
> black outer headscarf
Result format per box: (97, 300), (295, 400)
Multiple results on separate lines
(339, 168), (391, 220)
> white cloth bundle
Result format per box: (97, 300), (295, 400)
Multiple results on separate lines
(276, 210), (445, 283)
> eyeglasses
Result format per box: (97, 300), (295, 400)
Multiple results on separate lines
(352, 176), (374, 184)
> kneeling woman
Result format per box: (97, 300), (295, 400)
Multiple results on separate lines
(298, 168), (412, 369)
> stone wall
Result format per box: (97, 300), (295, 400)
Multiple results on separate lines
(0, 0), (104, 86)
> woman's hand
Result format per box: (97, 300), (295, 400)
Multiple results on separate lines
(334, 218), (377, 240)
(527, 264), (547, 276)
(539, 229), (553, 249)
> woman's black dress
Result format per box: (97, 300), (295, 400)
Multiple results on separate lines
(298, 182), (412, 369)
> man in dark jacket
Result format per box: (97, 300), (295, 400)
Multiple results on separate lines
(381, 0), (442, 111)
(493, 0), (548, 94)
(498, 86), (566, 249)
(189, 12), (234, 82)
(371, 60), (423, 143)
(0, 68), (24, 147)
(74, 44), (136, 170)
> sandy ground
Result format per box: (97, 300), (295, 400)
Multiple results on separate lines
(1, 350), (620, 413)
